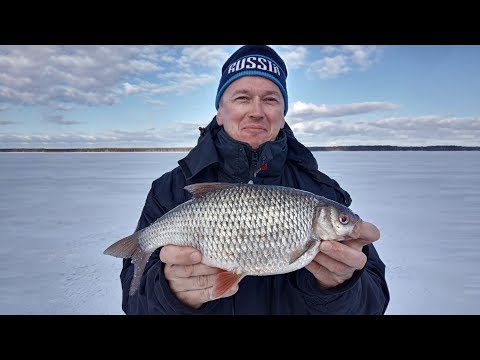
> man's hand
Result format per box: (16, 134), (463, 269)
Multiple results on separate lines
(305, 221), (380, 289)
(160, 245), (239, 309)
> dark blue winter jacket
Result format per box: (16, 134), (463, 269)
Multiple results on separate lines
(120, 117), (390, 314)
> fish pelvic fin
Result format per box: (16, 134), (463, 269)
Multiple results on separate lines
(184, 182), (238, 198)
(212, 271), (246, 299)
(288, 239), (319, 265)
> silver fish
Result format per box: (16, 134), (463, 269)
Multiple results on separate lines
(104, 182), (363, 296)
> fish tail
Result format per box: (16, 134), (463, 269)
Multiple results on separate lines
(103, 230), (151, 296)
(103, 231), (142, 258)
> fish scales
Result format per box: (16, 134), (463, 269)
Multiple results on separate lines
(141, 185), (316, 273)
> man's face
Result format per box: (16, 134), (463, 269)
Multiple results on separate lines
(216, 76), (285, 150)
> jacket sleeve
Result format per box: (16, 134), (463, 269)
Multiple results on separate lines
(291, 176), (389, 314)
(291, 243), (390, 314)
(120, 174), (232, 315)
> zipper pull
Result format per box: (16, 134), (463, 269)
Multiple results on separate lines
(253, 163), (268, 178)
(250, 163), (268, 183)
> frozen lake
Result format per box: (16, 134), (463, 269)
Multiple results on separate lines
(0, 151), (478, 314)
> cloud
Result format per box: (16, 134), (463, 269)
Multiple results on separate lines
(274, 46), (308, 69)
(288, 101), (399, 121)
(288, 115), (480, 146)
(2, 115), (479, 148)
(0, 45), (220, 111)
(43, 113), (82, 125)
(308, 45), (381, 79)
(0, 123), (203, 148)
(144, 99), (166, 106)
(178, 46), (231, 68)
(0, 120), (15, 125)
(123, 73), (216, 96)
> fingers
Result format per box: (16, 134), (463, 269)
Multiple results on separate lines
(160, 244), (202, 265)
(167, 270), (218, 292)
(175, 284), (239, 309)
(318, 241), (367, 271)
(168, 262), (223, 278)
(159, 244), (238, 309)
(305, 262), (338, 288)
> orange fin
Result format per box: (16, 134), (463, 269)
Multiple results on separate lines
(184, 182), (238, 198)
(212, 271), (245, 299)
(288, 239), (318, 265)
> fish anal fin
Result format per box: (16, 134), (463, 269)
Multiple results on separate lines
(289, 239), (318, 265)
(212, 271), (245, 299)
(184, 182), (238, 198)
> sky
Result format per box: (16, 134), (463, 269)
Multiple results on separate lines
(1, 45), (480, 148)
(1, 151), (478, 314)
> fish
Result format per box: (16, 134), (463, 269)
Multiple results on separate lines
(104, 182), (365, 297)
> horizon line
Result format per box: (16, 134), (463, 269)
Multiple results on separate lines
(1, 145), (479, 152)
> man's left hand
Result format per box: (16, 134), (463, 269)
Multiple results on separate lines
(305, 221), (380, 289)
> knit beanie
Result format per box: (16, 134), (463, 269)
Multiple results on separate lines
(215, 45), (288, 115)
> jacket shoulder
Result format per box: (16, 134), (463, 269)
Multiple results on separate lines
(291, 161), (352, 207)
(137, 166), (190, 230)
(150, 166), (190, 211)
(313, 169), (351, 206)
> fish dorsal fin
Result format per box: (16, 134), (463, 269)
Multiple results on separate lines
(184, 182), (238, 198)
(288, 239), (318, 265)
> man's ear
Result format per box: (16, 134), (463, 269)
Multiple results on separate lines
(216, 109), (223, 125)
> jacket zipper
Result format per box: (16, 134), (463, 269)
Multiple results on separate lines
(248, 151), (259, 184)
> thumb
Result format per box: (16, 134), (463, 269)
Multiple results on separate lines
(357, 221), (380, 245)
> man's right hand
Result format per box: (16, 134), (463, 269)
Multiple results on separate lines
(160, 245), (239, 309)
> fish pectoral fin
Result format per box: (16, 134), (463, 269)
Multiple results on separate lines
(184, 182), (237, 198)
(288, 239), (318, 265)
(212, 271), (245, 299)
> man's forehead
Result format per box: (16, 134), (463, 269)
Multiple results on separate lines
(226, 76), (282, 94)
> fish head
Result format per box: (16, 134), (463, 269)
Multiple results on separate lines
(312, 200), (362, 241)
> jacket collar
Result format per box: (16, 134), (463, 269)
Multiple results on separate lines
(178, 116), (318, 181)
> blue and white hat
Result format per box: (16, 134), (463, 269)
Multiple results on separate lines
(215, 45), (288, 115)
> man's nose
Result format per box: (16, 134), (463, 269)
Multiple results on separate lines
(248, 98), (264, 117)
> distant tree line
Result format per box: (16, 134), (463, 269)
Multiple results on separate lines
(1, 145), (479, 152)
(307, 145), (480, 151)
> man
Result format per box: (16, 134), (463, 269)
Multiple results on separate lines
(120, 45), (390, 314)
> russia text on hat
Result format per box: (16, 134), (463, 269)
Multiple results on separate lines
(227, 56), (281, 76)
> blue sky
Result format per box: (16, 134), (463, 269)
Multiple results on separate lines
(1, 45), (479, 148)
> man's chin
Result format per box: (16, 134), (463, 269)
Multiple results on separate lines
(241, 138), (265, 150)
(240, 131), (269, 147)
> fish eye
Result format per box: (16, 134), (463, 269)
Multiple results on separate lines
(339, 214), (350, 224)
